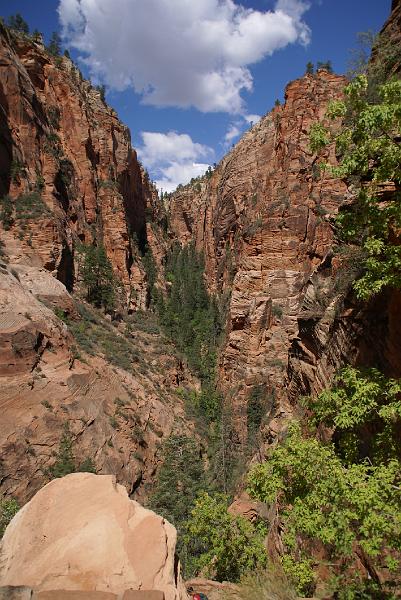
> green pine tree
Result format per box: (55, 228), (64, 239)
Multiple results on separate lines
(81, 244), (116, 311)
(7, 13), (29, 34)
(47, 31), (61, 56)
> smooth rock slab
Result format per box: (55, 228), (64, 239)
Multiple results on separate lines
(122, 592), (164, 600)
(0, 474), (184, 600)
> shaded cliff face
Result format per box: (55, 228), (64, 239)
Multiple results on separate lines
(169, 71), (348, 441)
(0, 24), (165, 309)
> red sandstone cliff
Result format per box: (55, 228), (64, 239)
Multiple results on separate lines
(0, 23), (166, 309)
(169, 71), (350, 443)
(0, 25), (193, 503)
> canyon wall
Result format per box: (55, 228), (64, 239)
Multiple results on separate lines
(168, 0), (401, 446)
(0, 23), (167, 309)
(169, 71), (350, 442)
(0, 25), (192, 504)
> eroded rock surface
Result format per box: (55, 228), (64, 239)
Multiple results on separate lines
(0, 473), (187, 600)
(0, 258), (194, 504)
(169, 71), (348, 442)
(0, 23), (166, 308)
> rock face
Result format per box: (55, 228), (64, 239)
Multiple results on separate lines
(0, 26), (197, 505)
(0, 23), (165, 308)
(372, 0), (401, 77)
(169, 38), (401, 448)
(0, 256), (195, 503)
(0, 473), (186, 600)
(169, 71), (348, 442)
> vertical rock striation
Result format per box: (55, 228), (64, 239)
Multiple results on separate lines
(169, 71), (348, 442)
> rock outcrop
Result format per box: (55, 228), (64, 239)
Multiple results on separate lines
(0, 256), (195, 503)
(0, 473), (187, 600)
(169, 70), (348, 443)
(0, 25), (198, 505)
(0, 23), (166, 308)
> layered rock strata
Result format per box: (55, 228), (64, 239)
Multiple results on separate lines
(169, 71), (348, 442)
(0, 24), (166, 308)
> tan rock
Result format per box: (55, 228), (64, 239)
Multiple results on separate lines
(0, 474), (186, 600)
(33, 593), (117, 600)
(122, 592), (164, 600)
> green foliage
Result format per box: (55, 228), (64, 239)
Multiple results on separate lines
(15, 192), (50, 221)
(47, 31), (61, 56)
(184, 492), (267, 582)
(317, 60), (333, 73)
(49, 423), (96, 478)
(305, 61), (314, 75)
(248, 421), (401, 595)
(58, 158), (74, 187)
(47, 105), (61, 130)
(35, 173), (45, 192)
(248, 364), (401, 598)
(7, 13), (29, 34)
(307, 366), (401, 463)
(44, 132), (62, 158)
(0, 496), (19, 538)
(149, 435), (205, 529)
(80, 244), (116, 311)
(96, 84), (106, 103)
(238, 567), (297, 600)
(32, 29), (42, 43)
(142, 246), (157, 301)
(10, 159), (25, 182)
(158, 243), (221, 383)
(66, 302), (146, 373)
(0, 195), (14, 230)
(272, 304), (283, 319)
(309, 75), (401, 300)
(247, 385), (266, 438)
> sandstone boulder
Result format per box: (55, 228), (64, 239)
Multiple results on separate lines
(0, 474), (186, 600)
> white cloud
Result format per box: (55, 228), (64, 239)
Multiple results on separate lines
(58, 0), (312, 113)
(225, 123), (241, 144)
(244, 113), (262, 124)
(137, 131), (213, 193)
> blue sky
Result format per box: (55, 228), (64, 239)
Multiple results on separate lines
(0, 0), (391, 191)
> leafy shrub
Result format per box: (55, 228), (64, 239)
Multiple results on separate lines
(47, 105), (61, 130)
(248, 366), (401, 597)
(142, 246), (157, 300)
(184, 492), (267, 581)
(10, 159), (25, 182)
(49, 423), (96, 478)
(6, 13), (29, 34)
(149, 435), (205, 529)
(44, 132), (62, 158)
(309, 76), (401, 300)
(272, 304), (283, 319)
(15, 192), (50, 221)
(247, 384), (269, 438)
(158, 243), (221, 383)
(47, 32), (61, 56)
